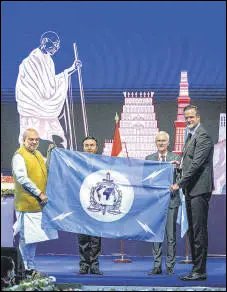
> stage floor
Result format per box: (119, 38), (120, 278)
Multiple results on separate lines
(35, 255), (226, 288)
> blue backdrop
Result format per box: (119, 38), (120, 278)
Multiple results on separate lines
(1, 1), (226, 258)
(1, 1), (226, 90)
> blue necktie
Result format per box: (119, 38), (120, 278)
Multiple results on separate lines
(183, 133), (192, 152)
(161, 155), (165, 162)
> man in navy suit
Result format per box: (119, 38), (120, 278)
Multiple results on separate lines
(171, 105), (214, 281)
(146, 131), (181, 276)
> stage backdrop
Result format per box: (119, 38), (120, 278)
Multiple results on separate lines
(1, 91), (226, 256)
(1, 1), (225, 258)
(1, 92), (226, 169)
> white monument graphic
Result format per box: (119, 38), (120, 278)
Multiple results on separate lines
(213, 113), (226, 194)
(102, 91), (159, 159)
(15, 31), (88, 150)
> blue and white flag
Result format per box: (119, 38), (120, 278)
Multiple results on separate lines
(42, 148), (174, 242)
(177, 126), (189, 238)
(177, 189), (188, 238)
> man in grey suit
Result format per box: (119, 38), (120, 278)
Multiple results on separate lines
(146, 131), (181, 276)
(171, 105), (214, 281)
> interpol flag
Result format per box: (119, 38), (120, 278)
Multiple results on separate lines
(177, 126), (189, 238)
(42, 148), (174, 242)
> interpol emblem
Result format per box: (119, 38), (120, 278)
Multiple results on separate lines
(88, 172), (122, 215)
(80, 170), (134, 222)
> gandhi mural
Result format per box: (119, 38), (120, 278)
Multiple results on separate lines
(15, 31), (82, 149)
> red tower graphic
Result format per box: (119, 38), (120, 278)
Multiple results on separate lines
(173, 72), (191, 154)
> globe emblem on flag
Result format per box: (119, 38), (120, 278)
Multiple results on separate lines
(80, 170), (134, 222)
(88, 172), (122, 216)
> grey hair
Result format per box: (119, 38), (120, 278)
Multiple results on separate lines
(22, 128), (39, 140)
(156, 131), (170, 143)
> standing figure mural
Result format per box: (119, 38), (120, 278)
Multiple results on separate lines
(15, 31), (82, 149)
(213, 113), (226, 194)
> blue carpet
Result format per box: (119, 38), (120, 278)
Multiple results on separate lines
(36, 255), (226, 287)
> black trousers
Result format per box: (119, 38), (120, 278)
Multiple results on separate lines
(185, 193), (211, 274)
(78, 234), (101, 271)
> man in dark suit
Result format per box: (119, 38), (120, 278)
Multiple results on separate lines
(146, 131), (181, 276)
(171, 105), (214, 281)
(77, 136), (103, 275)
(46, 137), (103, 275)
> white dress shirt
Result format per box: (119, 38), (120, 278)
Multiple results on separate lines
(188, 123), (200, 136)
(158, 152), (168, 162)
(12, 154), (41, 197)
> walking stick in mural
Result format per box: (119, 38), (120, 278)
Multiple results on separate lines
(69, 76), (77, 150)
(73, 43), (89, 137)
(62, 43), (89, 150)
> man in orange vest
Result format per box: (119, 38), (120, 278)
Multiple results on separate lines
(12, 128), (57, 279)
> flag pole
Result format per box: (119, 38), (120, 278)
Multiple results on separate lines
(179, 126), (193, 264)
(179, 232), (193, 264)
(111, 112), (131, 264)
(114, 142), (131, 263)
(114, 238), (131, 263)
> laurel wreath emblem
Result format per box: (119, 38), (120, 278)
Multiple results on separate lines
(88, 180), (122, 215)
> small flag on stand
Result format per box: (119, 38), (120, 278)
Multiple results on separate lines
(111, 113), (122, 157)
(111, 113), (131, 263)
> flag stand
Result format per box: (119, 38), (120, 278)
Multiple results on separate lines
(111, 116), (131, 263)
(179, 232), (193, 264)
(114, 240), (132, 263)
(114, 141), (131, 263)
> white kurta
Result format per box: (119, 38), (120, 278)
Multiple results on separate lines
(13, 211), (59, 244)
(16, 48), (69, 147)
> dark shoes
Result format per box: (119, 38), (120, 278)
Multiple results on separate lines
(25, 269), (47, 279)
(25, 269), (34, 277)
(77, 267), (89, 275)
(166, 267), (175, 275)
(179, 272), (207, 281)
(148, 267), (162, 275)
(78, 267), (103, 275)
(90, 269), (104, 275)
(148, 267), (175, 276)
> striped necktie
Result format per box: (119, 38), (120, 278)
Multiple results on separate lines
(160, 155), (166, 162)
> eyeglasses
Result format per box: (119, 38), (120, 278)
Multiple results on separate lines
(44, 38), (60, 49)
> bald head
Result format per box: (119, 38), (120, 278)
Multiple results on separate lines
(22, 128), (39, 140)
(40, 31), (60, 44)
(23, 129), (39, 153)
(40, 31), (60, 56)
